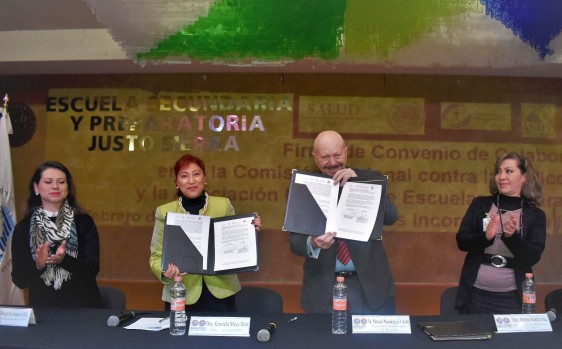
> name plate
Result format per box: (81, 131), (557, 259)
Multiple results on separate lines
(352, 315), (411, 334)
(494, 314), (552, 333)
(188, 316), (250, 337)
(0, 307), (36, 327)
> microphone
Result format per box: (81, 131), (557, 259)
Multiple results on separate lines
(547, 308), (557, 322)
(107, 311), (137, 327)
(257, 322), (276, 343)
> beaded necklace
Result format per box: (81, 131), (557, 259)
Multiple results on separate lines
(178, 192), (209, 215)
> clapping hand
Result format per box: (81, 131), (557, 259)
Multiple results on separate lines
(35, 242), (50, 270)
(47, 240), (66, 265)
(485, 214), (500, 240)
(502, 213), (519, 238)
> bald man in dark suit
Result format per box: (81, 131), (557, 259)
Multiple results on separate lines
(289, 130), (399, 314)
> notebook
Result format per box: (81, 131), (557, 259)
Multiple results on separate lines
(417, 321), (492, 341)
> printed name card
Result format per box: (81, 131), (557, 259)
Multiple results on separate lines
(494, 314), (552, 333)
(0, 307), (36, 327)
(352, 315), (411, 334)
(188, 316), (250, 337)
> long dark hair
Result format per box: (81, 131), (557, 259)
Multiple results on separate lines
(25, 161), (85, 216)
(489, 152), (542, 206)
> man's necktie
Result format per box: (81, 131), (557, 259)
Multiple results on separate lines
(336, 239), (351, 265)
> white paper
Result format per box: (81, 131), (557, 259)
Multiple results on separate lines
(0, 307), (34, 327)
(494, 314), (552, 333)
(213, 217), (257, 271)
(292, 172), (385, 241)
(166, 213), (211, 270)
(124, 317), (170, 331)
(352, 315), (411, 334)
(294, 172), (338, 218)
(188, 316), (250, 337)
(326, 182), (382, 242)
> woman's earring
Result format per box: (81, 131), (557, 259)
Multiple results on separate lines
(35, 192), (39, 196)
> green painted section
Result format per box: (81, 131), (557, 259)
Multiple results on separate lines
(345, 0), (480, 58)
(138, 0), (346, 62)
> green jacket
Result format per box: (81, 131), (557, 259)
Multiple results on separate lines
(149, 196), (241, 304)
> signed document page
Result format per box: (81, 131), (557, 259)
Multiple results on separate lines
(327, 181), (382, 242)
(166, 213), (211, 270)
(213, 216), (258, 271)
(162, 213), (258, 274)
(283, 170), (387, 241)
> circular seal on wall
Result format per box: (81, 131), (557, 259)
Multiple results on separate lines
(8, 102), (36, 147)
(441, 103), (471, 129)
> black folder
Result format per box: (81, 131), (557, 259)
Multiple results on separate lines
(161, 213), (259, 275)
(417, 321), (492, 341)
(282, 169), (388, 240)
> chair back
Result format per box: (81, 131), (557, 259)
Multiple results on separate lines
(235, 286), (283, 314)
(440, 286), (459, 315)
(544, 288), (562, 312)
(99, 286), (126, 311)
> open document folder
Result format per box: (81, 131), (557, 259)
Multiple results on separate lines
(161, 212), (259, 275)
(282, 170), (388, 242)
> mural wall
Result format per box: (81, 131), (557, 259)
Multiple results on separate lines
(3, 73), (562, 286)
(85, 0), (562, 70)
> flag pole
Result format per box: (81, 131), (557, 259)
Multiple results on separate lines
(0, 92), (25, 305)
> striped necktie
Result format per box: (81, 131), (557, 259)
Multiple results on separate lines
(336, 239), (351, 265)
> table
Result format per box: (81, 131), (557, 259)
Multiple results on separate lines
(1, 307), (561, 349)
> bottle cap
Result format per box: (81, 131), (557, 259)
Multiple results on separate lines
(525, 273), (533, 278)
(174, 275), (183, 282)
(336, 276), (344, 282)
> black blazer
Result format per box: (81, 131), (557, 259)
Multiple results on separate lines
(12, 213), (102, 308)
(289, 168), (399, 313)
(455, 195), (546, 310)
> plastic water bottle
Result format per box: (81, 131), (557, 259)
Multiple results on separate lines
(522, 273), (536, 314)
(332, 276), (347, 334)
(170, 276), (187, 335)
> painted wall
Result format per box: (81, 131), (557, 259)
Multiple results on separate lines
(2, 73), (561, 287)
(88, 0), (562, 69)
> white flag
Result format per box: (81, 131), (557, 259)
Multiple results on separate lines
(0, 106), (25, 305)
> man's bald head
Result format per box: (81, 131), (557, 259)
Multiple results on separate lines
(312, 131), (348, 176)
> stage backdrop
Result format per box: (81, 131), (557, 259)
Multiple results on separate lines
(4, 73), (562, 286)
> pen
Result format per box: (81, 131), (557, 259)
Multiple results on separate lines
(159, 317), (170, 323)
(288, 316), (298, 323)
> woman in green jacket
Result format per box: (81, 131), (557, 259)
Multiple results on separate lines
(149, 154), (262, 311)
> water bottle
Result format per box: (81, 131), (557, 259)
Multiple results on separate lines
(332, 276), (347, 334)
(522, 273), (536, 314)
(170, 276), (187, 335)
